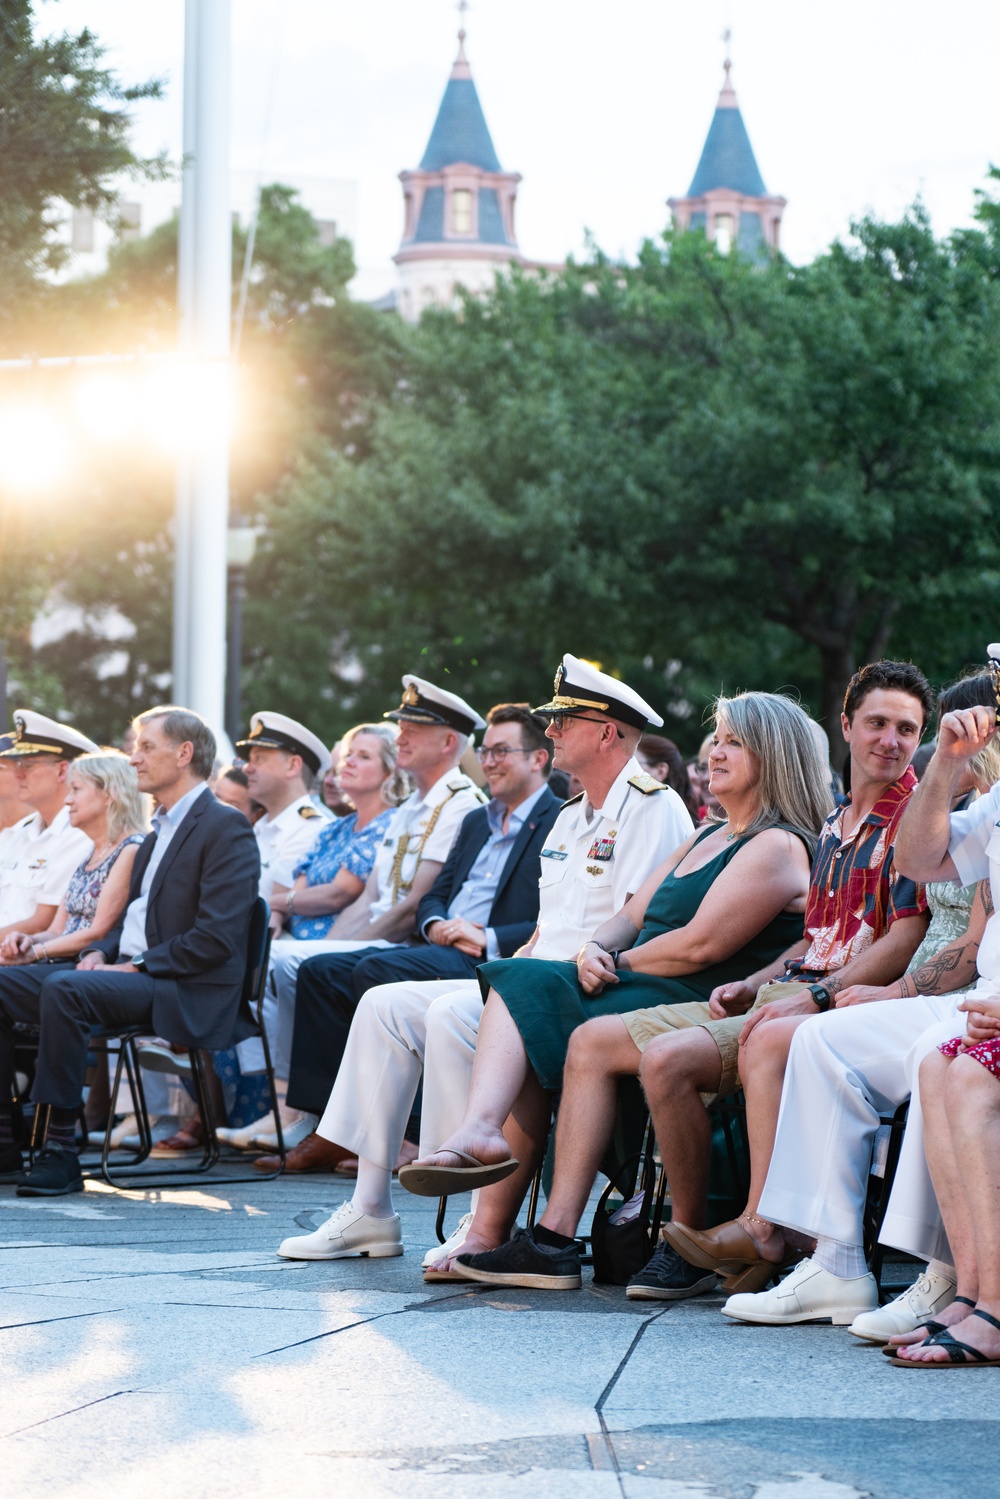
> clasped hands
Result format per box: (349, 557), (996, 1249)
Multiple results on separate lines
(427, 918), (487, 957)
(957, 994), (1000, 1047)
(577, 942), (620, 996)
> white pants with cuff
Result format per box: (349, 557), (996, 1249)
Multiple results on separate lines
(315, 979), (483, 1167)
(757, 992), (966, 1262)
(235, 937), (392, 1078)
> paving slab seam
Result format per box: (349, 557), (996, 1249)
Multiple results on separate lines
(591, 1307), (669, 1490)
(1, 1389), (156, 1441)
(252, 1284), (489, 1358)
(0, 1307), (122, 1332)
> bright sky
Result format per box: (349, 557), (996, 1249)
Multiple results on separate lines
(50, 0), (1000, 300)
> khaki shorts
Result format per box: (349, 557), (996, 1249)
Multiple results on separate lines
(621, 981), (808, 1100)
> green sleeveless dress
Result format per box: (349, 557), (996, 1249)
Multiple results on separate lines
(477, 824), (807, 1093)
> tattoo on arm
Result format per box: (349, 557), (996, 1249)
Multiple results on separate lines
(978, 880), (994, 920)
(910, 940), (977, 996)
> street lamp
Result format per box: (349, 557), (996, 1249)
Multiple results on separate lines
(225, 526), (257, 746)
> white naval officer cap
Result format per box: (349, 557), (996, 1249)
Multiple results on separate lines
(534, 655), (664, 731)
(384, 676), (486, 736)
(2, 710), (101, 760)
(236, 712), (332, 777)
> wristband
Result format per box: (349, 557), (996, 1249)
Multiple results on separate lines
(594, 941), (620, 966)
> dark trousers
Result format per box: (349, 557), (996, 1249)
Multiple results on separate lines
(0, 964), (156, 1111)
(286, 943), (478, 1115)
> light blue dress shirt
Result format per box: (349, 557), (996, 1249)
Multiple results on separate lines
(422, 784), (547, 960)
(118, 781), (211, 960)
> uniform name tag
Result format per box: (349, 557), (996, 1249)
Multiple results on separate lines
(541, 848), (568, 861)
(587, 837), (616, 861)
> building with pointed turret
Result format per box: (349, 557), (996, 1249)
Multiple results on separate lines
(394, 27), (528, 321)
(668, 60), (785, 256)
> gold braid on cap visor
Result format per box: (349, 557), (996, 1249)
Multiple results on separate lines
(549, 694), (610, 712)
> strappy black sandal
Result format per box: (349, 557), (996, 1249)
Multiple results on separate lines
(889, 1306), (1000, 1367)
(880, 1295), (975, 1356)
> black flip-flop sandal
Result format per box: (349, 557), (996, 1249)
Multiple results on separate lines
(881, 1295), (975, 1356)
(890, 1307), (1000, 1367)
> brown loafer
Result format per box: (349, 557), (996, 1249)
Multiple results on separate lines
(663, 1217), (762, 1273)
(253, 1131), (351, 1173)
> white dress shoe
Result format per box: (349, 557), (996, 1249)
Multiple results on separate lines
(217, 1113), (275, 1151)
(848, 1268), (956, 1343)
(422, 1211), (473, 1269)
(723, 1256), (878, 1326)
(120, 1116), (179, 1151)
(276, 1201), (403, 1261)
(253, 1112), (319, 1151)
(137, 1043), (193, 1078)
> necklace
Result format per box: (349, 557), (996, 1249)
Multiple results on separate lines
(725, 824), (746, 842)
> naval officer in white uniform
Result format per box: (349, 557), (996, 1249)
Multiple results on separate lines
(278, 654), (694, 1261)
(236, 711), (332, 904)
(0, 711), (99, 943)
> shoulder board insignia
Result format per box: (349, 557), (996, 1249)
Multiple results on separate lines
(628, 773), (667, 795)
(560, 792), (585, 807)
(299, 806), (321, 819)
(447, 777), (487, 803)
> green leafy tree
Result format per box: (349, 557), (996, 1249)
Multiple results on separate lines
(0, 0), (165, 309)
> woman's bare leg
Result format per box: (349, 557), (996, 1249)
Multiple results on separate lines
(639, 1027), (722, 1229)
(414, 990), (532, 1169)
(890, 1049), (978, 1349)
(901, 1053), (1000, 1363)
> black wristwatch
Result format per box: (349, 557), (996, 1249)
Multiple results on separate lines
(806, 982), (832, 1012)
(132, 953), (148, 973)
(594, 941), (620, 966)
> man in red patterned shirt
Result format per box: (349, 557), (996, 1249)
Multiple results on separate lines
(626, 661), (934, 1300)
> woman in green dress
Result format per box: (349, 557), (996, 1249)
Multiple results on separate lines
(400, 691), (832, 1265)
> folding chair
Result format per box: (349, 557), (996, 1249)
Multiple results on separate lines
(864, 1099), (914, 1299)
(89, 897), (287, 1188)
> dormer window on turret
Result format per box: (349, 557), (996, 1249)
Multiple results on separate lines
(452, 188), (473, 235)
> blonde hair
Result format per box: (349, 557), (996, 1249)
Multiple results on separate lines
(711, 692), (833, 854)
(341, 723), (412, 809)
(69, 751), (151, 845)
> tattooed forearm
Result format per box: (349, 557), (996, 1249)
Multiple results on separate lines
(978, 879), (994, 919)
(911, 939), (978, 996)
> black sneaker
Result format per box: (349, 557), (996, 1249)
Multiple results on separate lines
(16, 1145), (84, 1197)
(455, 1227), (583, 1290)
(626, 1239), (719, 1301)
(0, 1142), (24, 1184)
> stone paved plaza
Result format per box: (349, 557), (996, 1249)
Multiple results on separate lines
(0, 1167), (995, 1499)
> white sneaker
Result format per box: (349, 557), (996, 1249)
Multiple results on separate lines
(276, 1201), (403, 1261)
(252, 1112), (319, 1151)
(848, 1268), (956, 1343)
(422, 1211), (473, 1269)
(217, 1112), (275, 1151)
(723, 1256), (878, 1326)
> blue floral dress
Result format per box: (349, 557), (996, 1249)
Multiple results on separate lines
(288, 810), (394, 940)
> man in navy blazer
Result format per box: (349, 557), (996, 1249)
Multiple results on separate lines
(258, 705), (561, 1170)
(0, 707), (260, 1197)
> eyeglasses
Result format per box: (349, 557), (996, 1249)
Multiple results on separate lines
(547, 712), (623, 737)
(475, 745), (534, 763)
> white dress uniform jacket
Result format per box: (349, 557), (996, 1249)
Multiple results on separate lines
(0, 804), (93, 929)
(254, 795), (331, 904)
(367, 771), (487, 921)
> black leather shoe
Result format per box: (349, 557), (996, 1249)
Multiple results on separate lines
(626, 1238), (718, 1300)
(16, 1145), (84, 1197)
(455, 1227), (582, 1290)
(0, 1142), (24, 1184)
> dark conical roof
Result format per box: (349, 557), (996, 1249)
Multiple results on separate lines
(419, 37), (502, 172)
(687, 63), (767, 197)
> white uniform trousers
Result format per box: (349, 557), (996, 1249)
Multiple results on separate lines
(757, 992), (963, 1253)
(316, 979), (483, 1169)
(235, 937), (392, 1078)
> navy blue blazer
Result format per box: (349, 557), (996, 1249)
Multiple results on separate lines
(416, 785), (562, 957)
(94, 788), (261, 1049)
